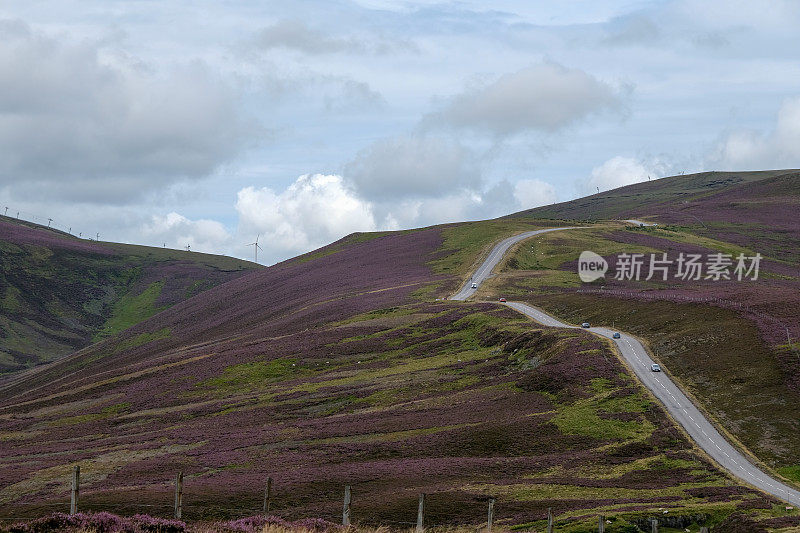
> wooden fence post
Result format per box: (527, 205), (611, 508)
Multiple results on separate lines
(342, 485), (352, 527)
(263, 477), (273, 513)
(70, 465), (80, 515)
(546, 507), (553, 533)
(486, 498), (495, 533)
(174, 472), (183, 520)
(416, 493), (425, 533)
(650, 518), (658, 533)
(598, 515), (605, 533)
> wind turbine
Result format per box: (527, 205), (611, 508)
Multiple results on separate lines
(247, 235), (263, 264)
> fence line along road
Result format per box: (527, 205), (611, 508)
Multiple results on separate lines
(451, 225), (800, 507)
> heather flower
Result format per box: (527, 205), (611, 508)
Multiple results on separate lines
(4, 512), (185, 533)
(222, 515), (289, 532)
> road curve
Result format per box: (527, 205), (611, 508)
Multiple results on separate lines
(450, 227), (576, 301)
(451, 226), (800, 506)
(624, 219), (656, 227)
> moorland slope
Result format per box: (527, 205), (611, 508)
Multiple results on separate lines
(488, 170), (800, 492)
(0, 217), (257, 375)
(0, 218), (778, 531)
(510, 169), (800, 263)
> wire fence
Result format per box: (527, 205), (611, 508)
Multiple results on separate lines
(0, 485), (497, 531)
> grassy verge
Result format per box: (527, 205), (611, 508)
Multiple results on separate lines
(430, 219), (582, 278)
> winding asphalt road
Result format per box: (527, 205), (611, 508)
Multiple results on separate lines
(450, 227), (800, 506)
(450, 227), (576, 301)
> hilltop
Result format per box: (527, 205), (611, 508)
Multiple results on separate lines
(0, 216), (258, 375)
(509, 169), (800, 263)
(1, 172), (799, 531)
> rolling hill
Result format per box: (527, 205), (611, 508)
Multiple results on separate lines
(1, 171), (800, 531)
(0, 216), (258, 376)
(492, 171), (800, 492)
(509, 169), (800, 263)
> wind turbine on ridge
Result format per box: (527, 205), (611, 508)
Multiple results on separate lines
(247, 234), (263, 264)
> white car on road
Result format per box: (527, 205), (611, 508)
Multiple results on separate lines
(651, 364), (662, 372)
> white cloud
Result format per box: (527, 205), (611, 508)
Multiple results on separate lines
(426, 63), (625, 136)
(235, 174), (377, 262)
(585, 156), (669, 193)
(253, 20), (365, 55)
(366, 178), (557, 230)
(602, 14), (662, 46)
(323, 78), (386, 112)
(0, 19), (250, 203)
(708, 96), (800, 169)
(229, 169), (554, 265)
(592, 0), (800, 52)
(251, 19), (416, 56)
(513, 179), (558, 208)
(344, 135), (481, 201)
(142, 212), (233, 253)
(4, 0), (799, 266)
(373, 194), (474, 229)
(667, 0), (800, 35)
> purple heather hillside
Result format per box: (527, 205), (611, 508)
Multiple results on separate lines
(0, 224), (754, 526)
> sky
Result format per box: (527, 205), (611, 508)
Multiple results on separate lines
(1, 0), (799, 264)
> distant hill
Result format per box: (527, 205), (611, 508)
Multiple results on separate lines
(509, 169), (800, 263)
(0, 216), (258, 375)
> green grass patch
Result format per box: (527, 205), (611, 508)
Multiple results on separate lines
(553, 389), (654, 441)
(514, 269), (582, 290)
(334, 305), (419, 326)
(1, 285), (24, 313)
(469, 480), (714, 503)
(95, 281), (166, 340)
(111, 328), (172, 354)
(309, 423), (477, 445)
(289, 346), (494, 395)
(356, 389), (400, 408)
(50, 402), (130, 427)
(507, 227), (657, 271)
(431, 220), (569, 277)
(410, 282), (441, 301)
(625, 224), (755, 257)
(185, 279), (215, 298)
(590, 377), (613, 393)
(201, 358), (303, 392)
(778, 465), (800, 483)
